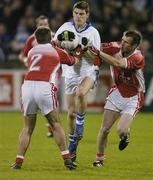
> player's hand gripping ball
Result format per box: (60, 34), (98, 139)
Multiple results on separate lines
(57, 30), (79, 51)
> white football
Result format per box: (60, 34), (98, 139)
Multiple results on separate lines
(61, 31), (79, 51)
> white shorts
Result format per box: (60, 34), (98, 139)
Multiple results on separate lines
(65, 70), (98, 95)
(21, 81), (58, 116)
(104, 87), (143, 116)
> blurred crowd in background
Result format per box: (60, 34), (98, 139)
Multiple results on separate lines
(0, 0), (153, 71)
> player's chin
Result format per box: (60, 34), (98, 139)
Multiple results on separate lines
(75, 20), (83, 25)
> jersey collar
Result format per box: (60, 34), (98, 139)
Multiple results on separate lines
(72, 21), (91, 33)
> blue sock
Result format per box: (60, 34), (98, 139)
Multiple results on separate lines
(68, 133), (77, 154)
(76, 113), (85, 138)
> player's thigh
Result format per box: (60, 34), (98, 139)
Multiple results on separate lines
(77, 76), (94, 96)
(45, 108), (60, 124)
(117, 113), (134, 130)
(102, 109), (120, 129)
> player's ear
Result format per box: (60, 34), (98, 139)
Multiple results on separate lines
(133, 44), (138, 50)
(86, 12), (89, 19)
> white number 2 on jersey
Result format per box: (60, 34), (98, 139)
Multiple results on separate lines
(29, 54), (42, 72)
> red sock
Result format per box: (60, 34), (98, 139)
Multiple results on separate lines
(46, 123), (53, 133)
(96, 153), (105, 162)
(61, 150), (71, 160)
(16, 155), (24, 165)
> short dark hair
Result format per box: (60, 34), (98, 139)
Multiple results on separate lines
(124, 30), (142, 46)
(35, 15), (48, 24)
(35, 27), (51, 44)
(73, 1), (90, 14)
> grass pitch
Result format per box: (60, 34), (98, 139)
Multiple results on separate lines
(0, 112), (153, 180)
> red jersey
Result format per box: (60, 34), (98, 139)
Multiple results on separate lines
(21, 32), (54, 57)
(102, 42), (145, 97)
(25, 43), (77, 86)
(22, 34), (37, 57)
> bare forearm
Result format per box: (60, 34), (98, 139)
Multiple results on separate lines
(99, 51), (126, 68)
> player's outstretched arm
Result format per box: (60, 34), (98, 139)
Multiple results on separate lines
(55, 46), (80, 66)
(99, 51), (126, 68)
(88, 47), (126, 68)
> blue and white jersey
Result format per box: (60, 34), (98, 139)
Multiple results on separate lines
(54, 21), (101, 78)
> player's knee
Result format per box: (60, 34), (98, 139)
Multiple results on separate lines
(23, 127), (33, 135)
(101, 126), (110, 136)
(76, 89), (84, 99)
(68, 111), (76, 120)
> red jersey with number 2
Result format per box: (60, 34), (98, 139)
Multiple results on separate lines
(25, 43), (77, 85)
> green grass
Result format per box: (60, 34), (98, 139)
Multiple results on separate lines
(0, 112), (153, 180)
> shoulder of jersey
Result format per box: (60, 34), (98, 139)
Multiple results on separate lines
(88, 25), (99, 32)
(133, 49), (144, 59)
(62, 22), (73, 27)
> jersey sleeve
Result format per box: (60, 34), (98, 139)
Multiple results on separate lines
(21, 35), (35, 57)
(92, 29), (101, 50)
(55, 47), (77, 66)
(90, 28), (101, 66)
(126, 52), (144, 69)
(101, 42), (121, 55)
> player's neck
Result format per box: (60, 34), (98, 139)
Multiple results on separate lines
(122, 49), (135, 57)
